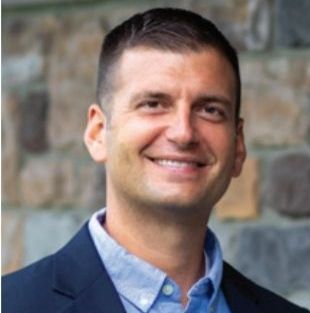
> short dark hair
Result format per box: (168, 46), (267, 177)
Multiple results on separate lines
(97, 7), (241, 120)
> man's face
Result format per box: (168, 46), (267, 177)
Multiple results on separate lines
(87, 47), (246, 217)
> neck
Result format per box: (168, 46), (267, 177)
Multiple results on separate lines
(104, 194), (211, 305)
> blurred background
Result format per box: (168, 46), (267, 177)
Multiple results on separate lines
(2, 0), (310, 308)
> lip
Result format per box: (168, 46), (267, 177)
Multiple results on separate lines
(149, 157), (205, 167)
(147, 154), (207, 165)
(145, 155), (208, 177)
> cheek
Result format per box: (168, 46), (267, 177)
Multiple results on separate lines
(203, 125), (234, 148)
(204, 127), (236, 160)
(121, 117), (165, 147)
(219, 133), (235, 153)
(107, 118), (161, 160)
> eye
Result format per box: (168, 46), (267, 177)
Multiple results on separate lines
(138, 99), (168, 113)
(196, 103), (227, 122)
(143, 100), (161, 109)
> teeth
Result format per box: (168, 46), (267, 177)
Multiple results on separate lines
(155, 159), (198, 168)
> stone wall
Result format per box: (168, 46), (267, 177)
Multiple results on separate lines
(2, 0), (310, 309)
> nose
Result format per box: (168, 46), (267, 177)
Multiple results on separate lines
(165, 106), (198, 148)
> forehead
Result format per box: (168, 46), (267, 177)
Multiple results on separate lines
(112, 47), (236, 103)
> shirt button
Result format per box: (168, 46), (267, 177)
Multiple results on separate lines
(162, 283), (174, 296)
(210, 305), (215, 313)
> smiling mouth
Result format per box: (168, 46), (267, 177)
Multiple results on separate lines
(149, 158), (206, 169)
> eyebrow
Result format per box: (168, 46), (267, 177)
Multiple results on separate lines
(129, 91), (233, 109)
(129, 91), (173, 104)
(194, 94), (233, 108)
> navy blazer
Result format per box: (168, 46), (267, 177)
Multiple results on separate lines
(2, 224), (309, 313)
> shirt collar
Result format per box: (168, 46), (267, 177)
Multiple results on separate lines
(188, 224), (223, 304)
(89, 208), (165, 311)
(88, 208), (223, 311)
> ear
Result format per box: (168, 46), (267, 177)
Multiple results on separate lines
(232, 118), (247, 177)
(84, 104), (108, 163)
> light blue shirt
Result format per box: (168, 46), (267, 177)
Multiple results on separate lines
(88, 208), (232, 313)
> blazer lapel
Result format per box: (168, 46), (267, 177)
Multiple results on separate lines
(52, 224), (126, 313)
(222, 262), (263, 313)
(59, 278), (126, 313)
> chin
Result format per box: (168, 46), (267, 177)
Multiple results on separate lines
(147, 194), (209, 214)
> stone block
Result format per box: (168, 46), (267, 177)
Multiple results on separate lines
(244, 0), (272, 50)
(78, 163), (106, 211)
(216, 158), (259, 220)
(2, 0), (80, 5)
(18, 153), (107, 209)
(240, 56), (266, 86)
(242, 85), (308, 147)
(2, 94), (22, 205)
(2, 15), (60, 100)
(208, 214), (241, 263)
(24, 210), (85, 266)
(19, 156), (80, 208)
(263, 53), (310, 90)
(189, 0), (249, 50)
(54, 158), (79, 207)
(263, 153), (310, 217)
(2, 50), (44, 89)
(184, 0), (287, 51)
(20, 88), (49, 153)
(241, 52), (310, 90)
(275, 0), (310, 47)
(240, 53), (310, 147)
(2, 13), (94, 152)
(19, 157), (58, 207)
(234, 224), (310, 294)
(3, 14), (60, 57)
(47, 14), (105, 150)
(2, 210), (25, 274)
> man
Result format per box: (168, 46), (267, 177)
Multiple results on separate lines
(2, 8), (309, 313)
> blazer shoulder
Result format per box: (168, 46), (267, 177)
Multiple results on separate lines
(1, 223), (116, 313)
(2, 254), (71, 313)
(2, 255), (51, 312)
(223, 262), (310, 313)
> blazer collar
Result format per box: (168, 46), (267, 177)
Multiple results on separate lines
(222, 262), (263, 313)
(52, 224), (126, 313)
